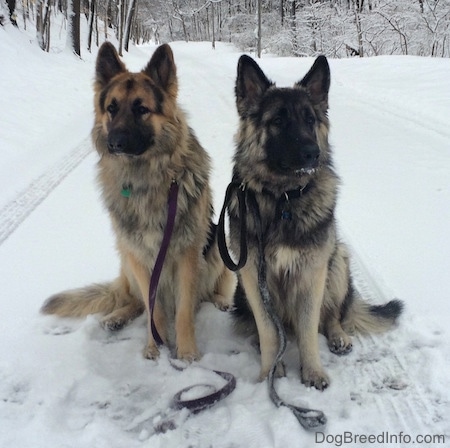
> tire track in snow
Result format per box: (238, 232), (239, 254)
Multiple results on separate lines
(332, 75), (450, 143)
(0, 138), (92, 246)
(329, 70), (448, 433)
(350, 252), (445, 434)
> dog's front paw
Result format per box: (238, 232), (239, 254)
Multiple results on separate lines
(143, 344), (160, 360)
(274, 361), (286, 378)
(257, 361), (285, 382)
(301, 367), (330, 391)
(176, 348), (200, 363)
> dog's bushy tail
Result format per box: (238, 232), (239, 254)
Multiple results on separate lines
(342, 292), (404, 335)
(41, 279), (136, 319)
(41, 283), (114, 317)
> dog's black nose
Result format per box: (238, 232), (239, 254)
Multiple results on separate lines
(107, 131), (129, 154)
(300, 144), (320, 167)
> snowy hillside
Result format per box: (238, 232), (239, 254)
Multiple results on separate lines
(1, 26), (449, 447)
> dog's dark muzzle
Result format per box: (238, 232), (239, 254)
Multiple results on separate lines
(277, 144), (320, 174)
(297, 144), (320, 169)
(107, 129), (151, 156)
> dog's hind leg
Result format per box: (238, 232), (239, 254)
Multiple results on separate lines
(212, 264), (237, 311)
(101, 271), (145, 331)
(322, 242), (353, 355)
(322, 310), (353, 355)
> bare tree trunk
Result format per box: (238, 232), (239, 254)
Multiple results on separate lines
(172, 1), (188, 42)
(290, 0), (298, 56)
(355, 9), (364, 57)
(257, 0), (261, 57)
(104, 0), (110, 40)
(6, 0), (18, 26)
(95, 6), (99, 46)
(118, 0), (124, 56)
(22, 0), (30, 30)
(211, 2), (215, 49)
(36, 0), (52, 51)
(87, 0), (95, 52)
(181, 16), (188, 42)
(124, 0), (138, 51)
(36, 0), (45, 49)
(45, 10), (50, 51)
(68, 0), (81, 56)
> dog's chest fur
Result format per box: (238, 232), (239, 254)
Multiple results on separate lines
(98, 152), (211, 265)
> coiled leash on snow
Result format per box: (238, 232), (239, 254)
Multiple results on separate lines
(217, 181), (327, 430)
(145, 180), (236, 428)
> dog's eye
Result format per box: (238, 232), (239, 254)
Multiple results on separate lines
(107, 102), (118, 116)
(136, 106), (150, 115)
(305, 113), (316, 128)
(272, 116), (283, 126)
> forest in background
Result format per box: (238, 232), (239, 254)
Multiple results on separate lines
(1, 0), (449, 58)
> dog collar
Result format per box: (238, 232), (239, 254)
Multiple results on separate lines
(231, 174), (312, 220)
(275, 183), (311, 201)
(275, 184), (311, 220)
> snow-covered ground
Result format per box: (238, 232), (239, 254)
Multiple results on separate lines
(1, 25), (449, 447)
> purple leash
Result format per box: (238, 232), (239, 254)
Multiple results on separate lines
(147, 180), (236, 421)
(149, 180), (178, 345)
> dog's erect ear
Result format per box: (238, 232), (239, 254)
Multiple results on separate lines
(297, 55), (330, 109)
(235, 55), (273, 117)
(143, 44), (177, 97)
(95, 42), (126, 87)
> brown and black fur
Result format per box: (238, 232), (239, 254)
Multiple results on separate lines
(229, 54), (403, 390)
(41, 42), (235, 361)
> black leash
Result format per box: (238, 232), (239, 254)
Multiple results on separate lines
(217, 181), (327, 430)
(144, 180), (236, 421)
(217, 181), (248, 271)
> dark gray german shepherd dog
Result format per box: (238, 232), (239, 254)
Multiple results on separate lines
(229, 55), (403, 390)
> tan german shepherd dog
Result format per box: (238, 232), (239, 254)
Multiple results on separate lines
(229, 55), (403, 390)
(41, 43), (235, 361)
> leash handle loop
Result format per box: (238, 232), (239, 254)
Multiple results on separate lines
(171, 370), (236, 414)
(217, 181), (248, 271)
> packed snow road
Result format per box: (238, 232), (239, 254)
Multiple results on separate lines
(0, 38), (449, 447)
